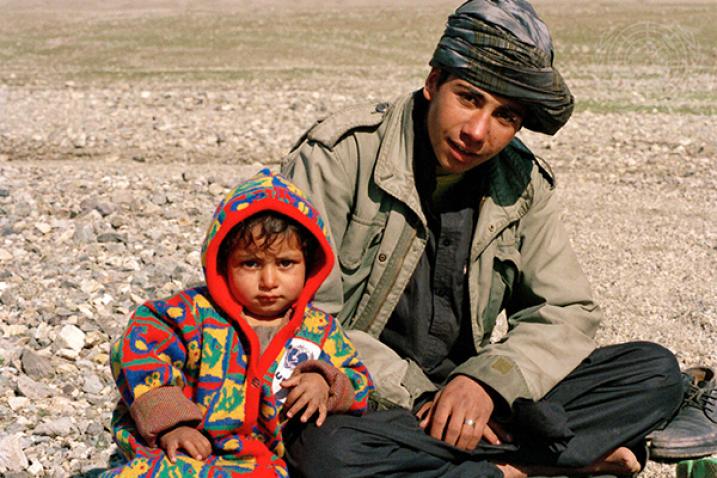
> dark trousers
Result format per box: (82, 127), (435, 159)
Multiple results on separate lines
(285, 342), (684, 477)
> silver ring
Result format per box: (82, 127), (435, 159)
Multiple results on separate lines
(463, 418), (476, 427)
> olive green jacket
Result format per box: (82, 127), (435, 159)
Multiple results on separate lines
(281, 92), (600, 407)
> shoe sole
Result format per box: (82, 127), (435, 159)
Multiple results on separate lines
(650, 445), (717, 461)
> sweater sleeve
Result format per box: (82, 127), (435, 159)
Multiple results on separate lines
(110, 298), (204, 446)
(311, 315), (374, 414)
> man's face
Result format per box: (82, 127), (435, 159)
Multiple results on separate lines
(226, 227), (306, 320)
(423, 69), (525, 174)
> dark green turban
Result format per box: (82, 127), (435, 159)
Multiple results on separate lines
(430, 0), (574, 135)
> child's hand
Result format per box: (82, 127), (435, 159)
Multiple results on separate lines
(281, 371), (330, 426)
(158, 425), (211, 463)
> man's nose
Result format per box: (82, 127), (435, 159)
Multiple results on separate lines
(461, 110), (490, 145)
(259, 267), (278, 289)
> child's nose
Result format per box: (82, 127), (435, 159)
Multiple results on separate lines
(259, 267), (278, 289)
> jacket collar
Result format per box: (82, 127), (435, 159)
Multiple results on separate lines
(373, 92), (427, 227)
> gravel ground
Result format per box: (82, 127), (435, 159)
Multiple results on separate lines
(0, 1), (715, 477)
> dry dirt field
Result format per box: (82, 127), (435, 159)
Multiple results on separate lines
(0, 1), (715, 476)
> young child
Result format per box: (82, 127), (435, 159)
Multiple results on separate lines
(102, 170), (372, 477)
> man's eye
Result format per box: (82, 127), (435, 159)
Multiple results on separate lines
(497, 111), (518, 125)
(458, 92), (475, 104)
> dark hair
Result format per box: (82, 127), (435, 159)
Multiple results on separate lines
(434, 68), (452, 87)
(217, 211), (318, 276)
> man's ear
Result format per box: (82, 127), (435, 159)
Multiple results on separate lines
(423, 67), (441, 102)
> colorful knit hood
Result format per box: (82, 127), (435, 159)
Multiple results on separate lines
(201, 169), (333, 324)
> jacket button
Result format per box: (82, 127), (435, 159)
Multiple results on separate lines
(378, 253), (387, 263)
(375, 102), (389, 113)
(488, 224), (496, 233)
(251, 378), (260, 387)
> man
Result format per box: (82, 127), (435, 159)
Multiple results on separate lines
(281, 1), (687, 476)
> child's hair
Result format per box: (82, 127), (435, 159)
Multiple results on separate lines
(217, 211), (318, 276)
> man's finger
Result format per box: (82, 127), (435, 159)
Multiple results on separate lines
(488, 419), (512, 443)
(482, 423), (501, 445)
(419, 402), (436, 430)
(443, 410), (466, 446)
(456, 418), (482, 451)
(419, 390), (442, 429)
(415, 401), (432, 420)
(428, 400), (451, 441)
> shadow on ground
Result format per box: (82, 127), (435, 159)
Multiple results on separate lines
(70, 450), (125, 477)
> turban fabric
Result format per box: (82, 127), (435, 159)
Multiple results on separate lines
(430, 0), (574, 135)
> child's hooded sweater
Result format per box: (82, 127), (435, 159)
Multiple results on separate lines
(105, 170), (372, 477)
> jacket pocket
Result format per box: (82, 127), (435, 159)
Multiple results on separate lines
(481, 235), (521, 343)
(494, 225), (521, 288)
(338, 216), (384, 271)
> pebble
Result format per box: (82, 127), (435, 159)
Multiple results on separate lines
(82, 374), (104, 395)
(0, 434), (29, 473)
(34, 417), (76, 437)
(16, 375), (54, 400)
(8, 396), (30, 411)
(34, 223), (51, 234)
(21, 349), (54, 380)
(0, 248), (13, 261)
(56, 324), (86, 352)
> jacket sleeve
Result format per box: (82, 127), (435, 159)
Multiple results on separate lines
(281, 138), (357, 317)
(451, 174), (601, 407)
(297, 315), (374, 414)
(110, 299), (204, 446)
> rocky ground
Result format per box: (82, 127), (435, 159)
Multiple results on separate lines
(0, 1), (715, 477)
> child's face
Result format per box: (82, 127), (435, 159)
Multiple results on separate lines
(226, 226), (307, 320)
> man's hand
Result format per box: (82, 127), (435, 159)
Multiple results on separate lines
(158, 426), (211, 463)
(281, 371), (330, 426)
(415, 375), (510, 450)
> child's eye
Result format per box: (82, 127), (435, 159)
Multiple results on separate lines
(241, 260), (259, 268)
(278, 259), (295, 268)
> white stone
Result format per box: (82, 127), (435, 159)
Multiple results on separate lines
(57, 348), (79, 360)
(82, 374), (104, 394)
(34, 222), (52, 234)
(56, 324), (86, 352)
(0, 248), (13, 261)
(208, 182), (226, 196)
(7, 396), (29, 411)
(3, 324), (27, 337)
(17, 374), (54, 400)
(28, 460), (44, 476)
(35, 417), (76, 437)
(0, 433), (29, 472)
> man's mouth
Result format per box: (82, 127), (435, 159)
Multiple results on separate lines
(448, 139), (478, 159)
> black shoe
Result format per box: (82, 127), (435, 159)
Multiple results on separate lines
(648, 367), (717, 460)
